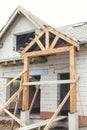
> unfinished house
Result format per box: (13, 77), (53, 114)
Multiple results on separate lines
(0, 6), (87, 130)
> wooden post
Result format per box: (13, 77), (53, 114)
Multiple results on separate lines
(45, 31), (49, 49)
(22, 56), (29, 110)
(70, 46), (76, 113)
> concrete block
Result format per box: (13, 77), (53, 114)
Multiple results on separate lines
(20, 110), (31, 125)
(68, 112), (79, 130)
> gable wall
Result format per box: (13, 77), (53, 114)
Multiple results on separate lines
(0, 16), (37, 60)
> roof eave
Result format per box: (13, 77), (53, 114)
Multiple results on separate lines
(0, 6), (43, 39)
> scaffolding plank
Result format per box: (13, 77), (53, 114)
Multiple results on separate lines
(17, 116), (67, 130)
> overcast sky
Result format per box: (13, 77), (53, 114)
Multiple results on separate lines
(0, 0), (87, 30)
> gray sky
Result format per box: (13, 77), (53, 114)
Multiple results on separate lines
(0, 0), (87, 30)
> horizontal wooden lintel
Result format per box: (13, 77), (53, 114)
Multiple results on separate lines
(25, 46), (71, 57)
(23, 79), (76, 86)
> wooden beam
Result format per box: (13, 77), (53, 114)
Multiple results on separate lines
(50, 36), (59, 49)
(44, 87), (73, 130)
(45, 31), (49, 49)
(36, 39), (45, 50)
(10, 79), (23, 130)
(0, 88), (23, 114)
(17, 116), (67, 130)
(29, 85), (40, 113)
(77, 80), (84, 115)
(21, 29), (46, 55)
(0, 70), (26, 92)
(48, 27), (80, 50)
(0, 105), (26, 127)
(0, 76), (14, 79)
(70, 46), (76, 113)
(23, 79), (76, 86)
(25, 46), (71, 57)
(22, 56), (29, 110)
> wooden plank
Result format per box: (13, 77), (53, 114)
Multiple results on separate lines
(44, 87), (73, 130)
(22, 57), (29, 110)
(29, 85), (40, 113)
(36, 39), (45, 50)
(0, 88), (23, 114)
(10, 79), (23, 130)
(50, 36), (59, 49)
(23, 79), (76, 86)
(0, 105), (26, 127)
(77, 82), (84, 115)
(21, 29), (46, 55)
(48, 27), (80, 50)
(0, 76), (14, 79)
(45, 31), (49, 49)
(17, 116), (67, 130)
(0, 70), (26, 92)
(70, 46), (76, 113)
(25, 46), (71, 57)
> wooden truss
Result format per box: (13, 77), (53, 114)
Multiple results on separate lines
(21, 26), (80, 56)
(21, 26), (79, 113)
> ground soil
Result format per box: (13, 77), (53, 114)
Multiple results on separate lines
(0, 120), (20, 130)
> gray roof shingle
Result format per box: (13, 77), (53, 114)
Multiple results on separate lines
(57, 22), (87, 44)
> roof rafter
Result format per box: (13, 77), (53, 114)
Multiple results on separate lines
(50, 36), (59, 49)
(21, 26), (80, 56)
(21, 29), (46, 55)
(47, 26), (80, 50)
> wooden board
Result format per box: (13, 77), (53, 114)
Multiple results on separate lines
(44, 87), (73, 130)
(0, 88), (23, 114)
(21, 29), (46, 55)
(17, 116), (67, 130)
(50, 36), (59, 49)
(0, 76), (14, 79)
(48, 26), (80, 50)
(45, 31), (49, 49)
(23, 79), (76, 86)
(70, 46), (76, 112)
(36, 39), (45, 50)
(25, 46), (71, 57)
(0, 105), (25, 127)
(0, 70), (26, 92)
(22, 57), (29, 110)
(29, 85), (40, 113)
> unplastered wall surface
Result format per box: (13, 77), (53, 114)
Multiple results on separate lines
(76, 45), (87, 115)
(0, 16), (36, 60)
(40, 52), (69, 113)
(0, 78), (8, 106)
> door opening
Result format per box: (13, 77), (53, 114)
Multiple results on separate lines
(60, 73), (70, 115)
(29, 75), (41, 114)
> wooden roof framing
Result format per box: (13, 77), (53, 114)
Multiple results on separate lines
(21, 26), (80, 56)
(22, 27), (79, 113)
